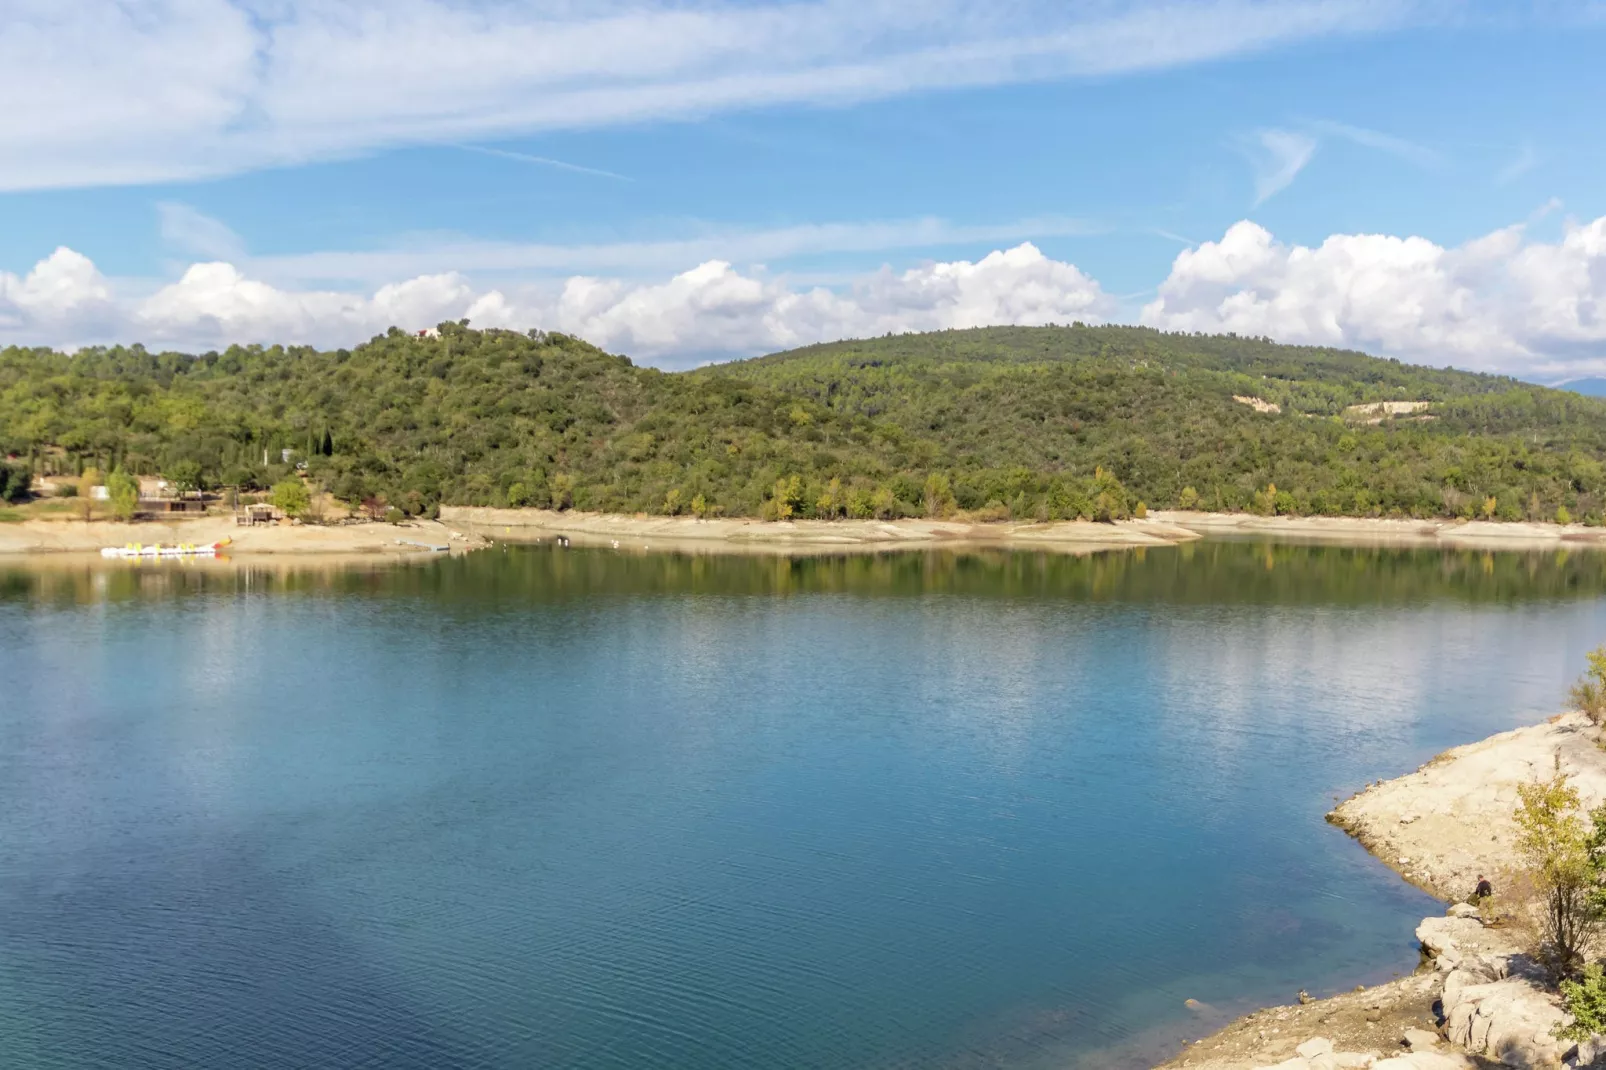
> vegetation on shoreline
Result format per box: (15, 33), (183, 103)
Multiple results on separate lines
(5, 323), (1606, 522)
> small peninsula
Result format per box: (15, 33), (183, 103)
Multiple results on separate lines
(1156, 713), (1606, 1070)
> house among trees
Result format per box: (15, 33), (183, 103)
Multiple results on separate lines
(137, 497), (206, 517)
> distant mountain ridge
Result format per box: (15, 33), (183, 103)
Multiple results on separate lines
(1557, 377), (1606, 398)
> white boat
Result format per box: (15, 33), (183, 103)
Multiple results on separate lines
(100, 538), (231, 560)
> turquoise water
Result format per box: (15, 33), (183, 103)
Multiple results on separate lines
(4, 542), (1606, 1069)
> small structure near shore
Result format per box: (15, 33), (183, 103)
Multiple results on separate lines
(236, 503), (284, 526)
(137, 497), (207, 517)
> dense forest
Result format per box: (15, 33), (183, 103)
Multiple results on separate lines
(3, 322), (1606, 523)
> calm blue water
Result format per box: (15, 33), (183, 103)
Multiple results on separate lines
(4, 542), (1606, 1069)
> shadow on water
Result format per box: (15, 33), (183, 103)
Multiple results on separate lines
(0, 835), (475, 1070)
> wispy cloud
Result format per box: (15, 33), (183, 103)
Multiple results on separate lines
(1308, 119), (1441, 167)
(454, 145), (631, 182)
(1496, 144), (1540, 185)
(1246, 129), (1318, 205)
(1239, 117), (1440, 203)
(157, 202), (246, 262)
(0, 0), (1438, 192)
(241, 215), (1106, 286)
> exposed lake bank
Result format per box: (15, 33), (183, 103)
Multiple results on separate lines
(449, 507), (1606, 555)
(442, 506), (1205, 552)
(1157, 713), (1606, 1070)
(1150, 511), (1606, 551)
(0, 515), (489, 556)
(9, 506), (1606, 559)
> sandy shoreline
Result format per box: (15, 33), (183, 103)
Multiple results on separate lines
(1149, 511), (1606, 552)
(8, 508), (1604, 559)
(0, 516), (489, 556)
(1154, 713), (1606, 1070)
(442, 507), (1205, 553)
(450, 507), (1606, 555)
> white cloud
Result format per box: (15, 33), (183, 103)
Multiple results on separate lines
(13, 215), (1606, 378)
(0, 248), (118, 332)
(0, 0), (1432, 191)
(0, 242), (1111, 366)
(1141, 216), (1606, 378)
(1245, 129), (1318, 205)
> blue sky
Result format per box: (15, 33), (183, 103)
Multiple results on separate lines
(2, 1), (1604, 376)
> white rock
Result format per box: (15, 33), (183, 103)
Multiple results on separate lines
(1403, 1027), (1441, 1049)
(1299, 1038), (1336, 1058)
(1332, 1055), (1380, 1069)
(1447, 903), (1481, 919)
(1372, 1054), (1475, 1069)
(1566, 1035), (1606, 1067)
(1416, 916), (1489, 972)
(1442, 976), (1568, 1068)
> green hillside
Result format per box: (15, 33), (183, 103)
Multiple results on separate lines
(3, 323), (1605, 523)
(709, 326), (1606, 521)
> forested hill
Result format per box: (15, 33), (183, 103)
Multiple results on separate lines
(3, 322), (1606, 523)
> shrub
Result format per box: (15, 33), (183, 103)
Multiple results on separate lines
(1559, 964), (1606, 1041)
(922, 473), (956, 519)
(763, 475), (804, 521)
(0, 461), (31, 503)
(1134, 501), (1148, 519)
(1515, 769), (1601, 979)
(871, 486), (898, 520)
(815, 477), (844, 519)
(55, 482), (77, 498)
(549, 473), (575, 511)
(975, 499), (1010, 522)
(1570, 646), (1606, 727)
(384, 506), (404, 525)
(1177, 486), (1200, 510)
(165, 459), (204, 495)
(270, 479), (310, 518)
(106, 469), (139, 521)
(1558, 505), (1574, 526)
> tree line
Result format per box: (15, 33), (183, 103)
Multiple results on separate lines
(4, 322), (1606, 523)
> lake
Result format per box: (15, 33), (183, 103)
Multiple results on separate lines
(4, 540), (1606, 1069)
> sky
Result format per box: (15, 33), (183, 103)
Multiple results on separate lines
(2, 0), (1605, 379)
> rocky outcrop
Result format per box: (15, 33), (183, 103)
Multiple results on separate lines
(1442, 977), (1567, 1069)
(1160, 715), (1606, 1070)
(1416, 912), (1570, 1069)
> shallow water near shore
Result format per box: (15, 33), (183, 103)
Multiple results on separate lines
(5, 541), (1606, 1070)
